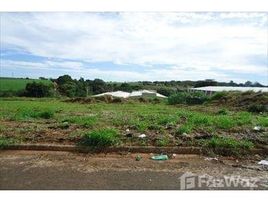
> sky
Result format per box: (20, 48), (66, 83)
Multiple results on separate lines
(0, 12), (267, 84)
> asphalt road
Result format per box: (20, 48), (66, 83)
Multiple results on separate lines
(0, 150), (267, 190)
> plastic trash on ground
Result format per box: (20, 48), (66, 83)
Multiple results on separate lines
(205, 157), (218, 161)
(138, 134), (146, 138)
(258, 160), (268, 166)
(151, 154), (169, 160)
(253, 126), (261, 131)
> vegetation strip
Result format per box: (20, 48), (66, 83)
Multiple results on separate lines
(1, 144), (267, 154)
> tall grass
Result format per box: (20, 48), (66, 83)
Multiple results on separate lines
(80, 128), (120, 147)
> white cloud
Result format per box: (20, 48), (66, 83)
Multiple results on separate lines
(1, 12), (267, 83)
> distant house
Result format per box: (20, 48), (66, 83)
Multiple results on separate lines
(189, 86), (268, 95)
(93, 90), (167, 98)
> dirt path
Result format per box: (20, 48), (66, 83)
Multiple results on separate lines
(0, 150), (267, 190)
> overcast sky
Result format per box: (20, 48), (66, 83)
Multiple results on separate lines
(1, 12), (267, 84)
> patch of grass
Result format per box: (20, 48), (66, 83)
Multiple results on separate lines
(0, 137), (15, 149)
(214, 116), (235, 129)
(10, 108), (55, 120)
(63, 116), (97, 128)
(257, 116), (268, 127)
(202, 136), (254, 156)
(0, 125), (6, 133)
(234, 112), (252, 126)
(130, 119), (148, 132)
(190, 114), (212, 126)
(80, 128), (120, 147)
(176, 124), (193, 135)
(156, 135), (170, 146)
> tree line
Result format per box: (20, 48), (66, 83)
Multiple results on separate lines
(0, 75), (266, 98)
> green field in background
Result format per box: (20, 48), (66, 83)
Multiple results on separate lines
(0, 77), (52, 91)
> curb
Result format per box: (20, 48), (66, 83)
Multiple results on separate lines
(2, 144), (201, 154)
(1, 144), (267, 155)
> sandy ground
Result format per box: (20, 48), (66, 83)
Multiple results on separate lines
(0, 150), (268, 190)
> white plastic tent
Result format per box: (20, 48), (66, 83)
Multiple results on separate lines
(93, 90), (167, 98)
(190, 86), (268, 93)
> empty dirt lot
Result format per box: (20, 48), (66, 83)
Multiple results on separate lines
(0, 150), (268, 190)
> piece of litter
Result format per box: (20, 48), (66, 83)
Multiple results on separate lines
(253, 126), (261, 131)
(172, 153), (177, 158)
(151, 155), (168, 160)
(138, 134), (146, 138)
(126, 129), (130, 132)
(205, 157), (218, 161)
(258, 160), (268, 166)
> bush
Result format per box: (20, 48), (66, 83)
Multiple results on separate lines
(0, 90), (17, 97)
(25, 82), (52, 97)
(247, 104), (267, 113)
(168, 92), (189, 104)
(38, 111), (54, 119)
(217, 109), (228, 115)
(168, 92), (209, 105)
(80, 128), (120, 147)
(157, 87), (176, 97)
(210, 92), (227, 101)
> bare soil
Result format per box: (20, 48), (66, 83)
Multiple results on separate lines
(0, 150), (267, 189)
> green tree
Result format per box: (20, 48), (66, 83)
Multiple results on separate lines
(25, 82), (51, 97)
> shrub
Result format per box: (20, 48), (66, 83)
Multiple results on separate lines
(217, 109), (228, 115)
(80, 128), (120, 147)
(168, 92), (209, 105)
(25, 82), (52, 97)
(168, 92), (189, 104)
(247, 104), (267, 113)
(157, 87), (176, 97)
(210, 92), (227, 101)
(38, 111), (54, 119)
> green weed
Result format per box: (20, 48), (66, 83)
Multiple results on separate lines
(176, 124), (193, 135)
(63, 116), (97, 128)
(80, 128), (120, 147)
(0, 137), (14, 149)
(202, 136), (254, 156)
